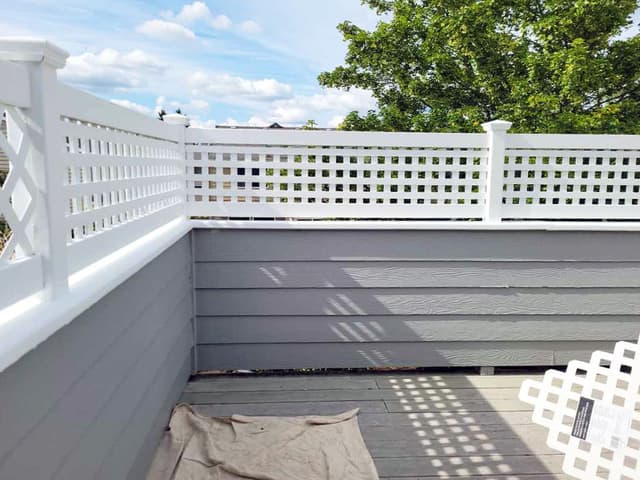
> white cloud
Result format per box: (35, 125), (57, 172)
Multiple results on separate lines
(267, 88), (374, 124)
(163, 2), (231, 30)
(175, 1), (210, 23)
(188, 99), (210, 110)
(328, 115), (345, 128)
(220, 116), (270, 127)
(136, 19), (196, 41)
(188, 71), (292, 100)
(168, 98), (209, 112)
(238, 20), (262, 34)
(110, 99), (153, 116)
(206, 89), (374, 128)
(210, 14), (232, 29)
(189, 116), (217, 129)
(60, 49), (166, 90)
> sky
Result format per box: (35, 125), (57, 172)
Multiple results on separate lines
(3, 2), (639, 128)
(1, 0), (382, 128)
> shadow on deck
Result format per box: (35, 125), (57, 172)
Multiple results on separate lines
(174, 372), (569, 479)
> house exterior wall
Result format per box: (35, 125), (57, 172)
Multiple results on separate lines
(194, 228), (640, 370)
(0, 234), (194, 480)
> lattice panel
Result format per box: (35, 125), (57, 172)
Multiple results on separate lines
(0, 104), (37, 266)
(186, 145), (488, 219)
(61, 118), (184, 244)
(520, 338), (640, 479)
(502, 149), (640, 219)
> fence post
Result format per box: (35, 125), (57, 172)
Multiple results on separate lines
(0, 39), (70, 298)
(163, 113), (190, 217)
(481, 119), (511, 223)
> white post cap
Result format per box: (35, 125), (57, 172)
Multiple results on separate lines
(163, 113), (190, 126)
(481, 119), (512, 132)
(0, 38), (69, 68)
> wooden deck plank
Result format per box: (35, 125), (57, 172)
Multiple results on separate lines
(177, 373), (569, 479)
(375, 454), (565, 477)
(184, 375), (378, 392)
(192, 400), (387, 416)
(180, 386), (529, 404)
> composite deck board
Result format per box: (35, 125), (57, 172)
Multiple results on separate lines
(180, 386), (531, 404)
(178, 373), (569, 479)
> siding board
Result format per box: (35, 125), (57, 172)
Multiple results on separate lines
(196, 315), (640, 343)
(197, 288), (640, 316)
(194, 229), (638, 371)
(196, 261), (640, 288)
(0, 234), (193, 480)
(195, 230), (640, 261)
(196, 341), (614, 370)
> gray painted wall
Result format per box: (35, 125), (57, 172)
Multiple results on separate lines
(194, 229), (640, 370)
(0, 234), (194, 480)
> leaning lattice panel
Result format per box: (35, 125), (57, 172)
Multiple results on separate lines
(502, 135), (640, 220)
(186, 131), (489, 219)
(61, 117), (185, 273)
(519, 338), (640, 479)
(0, 104), (38, 266)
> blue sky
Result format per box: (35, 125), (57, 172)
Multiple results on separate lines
(3, 0), (381, 127)
(3, 2), (639, 128)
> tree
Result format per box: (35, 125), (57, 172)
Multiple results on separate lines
(157, 109), (167, 121)
(301, 119), (318, 130)
(319, 0), (640, 133)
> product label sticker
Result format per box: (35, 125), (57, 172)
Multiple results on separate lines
(571, 396), (633, 450)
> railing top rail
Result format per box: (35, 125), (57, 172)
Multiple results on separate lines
(506, 133), (640, 150)
(186, 127), (488, 149)
(58, 84), (183, 143)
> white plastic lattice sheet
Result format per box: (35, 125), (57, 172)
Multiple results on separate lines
(519, 338), (640, 479)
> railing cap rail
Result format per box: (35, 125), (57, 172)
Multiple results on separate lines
(0, 37), (68, 68)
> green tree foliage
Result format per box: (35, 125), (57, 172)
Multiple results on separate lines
(320, 0), (640, 133)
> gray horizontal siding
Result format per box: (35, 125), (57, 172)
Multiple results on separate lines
(194, 229), (640, 261)
(194, 229), (639, 370)
(0, 234), (194, 480)
(198, 288), (640, 315)
(196, 341), (616, 370)
(196, 315), (640, 343)
(196, 261), (640, 288)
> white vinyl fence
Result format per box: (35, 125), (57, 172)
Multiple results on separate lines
(1, 37), (640, 315)
(186, 126), (640, 221)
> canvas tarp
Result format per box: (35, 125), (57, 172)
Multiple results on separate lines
(146, 404), (380, 480)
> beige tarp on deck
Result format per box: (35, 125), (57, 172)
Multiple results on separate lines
(146, 404), (379, 480)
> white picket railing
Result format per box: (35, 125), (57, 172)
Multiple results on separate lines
(1, 37), (640, 371)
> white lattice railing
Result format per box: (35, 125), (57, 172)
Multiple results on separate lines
(502, 135), (640, 220)
(0, 39), (188, 318)
(185, 129), (490, 219)
(185, 127), (640, 221)
(58, 85), (186, 274)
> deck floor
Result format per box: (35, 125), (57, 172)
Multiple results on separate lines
(178, 372), (571, 479)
